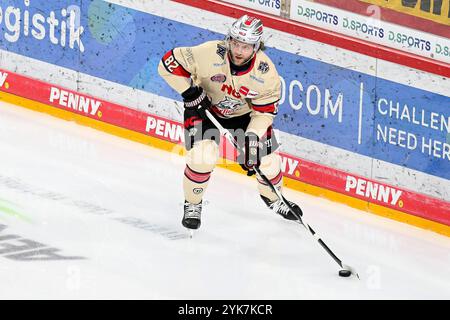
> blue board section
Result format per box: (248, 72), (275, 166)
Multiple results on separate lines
(0, 0), (448, 179)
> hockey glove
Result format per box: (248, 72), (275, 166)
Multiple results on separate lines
(182, 86), (211, 120)
(239, 132), (261, 176)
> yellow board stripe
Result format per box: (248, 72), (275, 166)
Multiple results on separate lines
(1, 90), (449, 237)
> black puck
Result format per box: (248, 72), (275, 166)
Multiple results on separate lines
(339, 269), (351, 277)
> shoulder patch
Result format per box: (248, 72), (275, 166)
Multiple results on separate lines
(257, 61), (269, 74)
(216, 44), (226, 59)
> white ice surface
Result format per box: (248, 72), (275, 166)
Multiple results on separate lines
(0, 100), (449, 300)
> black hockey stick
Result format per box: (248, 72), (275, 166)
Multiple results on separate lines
(205, 109), (359, 279)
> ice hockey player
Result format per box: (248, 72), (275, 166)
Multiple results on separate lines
(158, 15), (303, 231)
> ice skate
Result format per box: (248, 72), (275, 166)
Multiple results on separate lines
(261, 195), (303, 221)
(182, 200), (202, 234)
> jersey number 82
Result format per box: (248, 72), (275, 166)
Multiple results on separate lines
(164, 55), (180, 73)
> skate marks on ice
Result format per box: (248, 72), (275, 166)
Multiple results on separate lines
(0, 174), (189, 241)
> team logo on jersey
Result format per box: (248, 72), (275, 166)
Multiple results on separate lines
(213, 96), (243, 117)
(210, 74), (227, 83)
(216, 44), (226, 59)
(257, 61), (269, 74)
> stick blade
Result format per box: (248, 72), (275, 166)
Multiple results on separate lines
(341, 264), (360, 280)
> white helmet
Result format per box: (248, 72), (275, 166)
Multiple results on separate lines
(227, 15), (263, 52)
